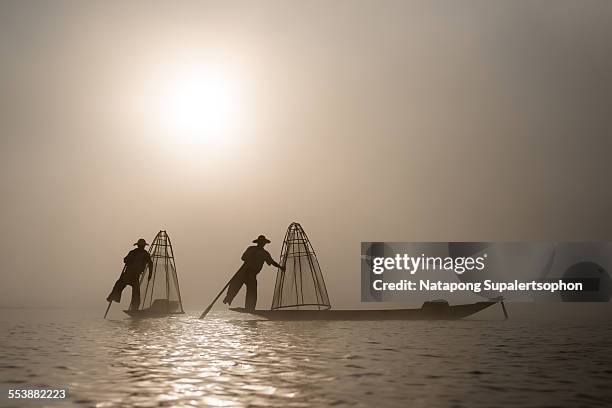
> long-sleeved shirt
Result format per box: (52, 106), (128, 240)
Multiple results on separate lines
(240, 245), (275, 275)
(123, 248), (153, 275)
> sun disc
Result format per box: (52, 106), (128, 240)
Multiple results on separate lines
(158, 66), (243, 146)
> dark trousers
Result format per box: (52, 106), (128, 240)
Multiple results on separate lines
(224, 272), (258, 311)
(108, 274), (140, 310)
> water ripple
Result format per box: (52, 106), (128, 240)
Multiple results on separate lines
(1, 311), (611, 407)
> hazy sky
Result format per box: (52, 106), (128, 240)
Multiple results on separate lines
(1, 0), (611, 309)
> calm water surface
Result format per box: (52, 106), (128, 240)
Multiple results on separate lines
(1, 309), (611, 407)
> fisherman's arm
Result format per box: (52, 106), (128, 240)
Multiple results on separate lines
(241, 247), (253, 262)
(266, 253), (285, 271)
(123, 251), (132, 264)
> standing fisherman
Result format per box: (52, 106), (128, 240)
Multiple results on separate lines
(223, 235), (285, 311)
(106, 238), (154, 310)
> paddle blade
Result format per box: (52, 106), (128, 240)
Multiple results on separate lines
(103, 301), (112, 319)
(199, 305), (213, 319)
(500, 301), (509, 320)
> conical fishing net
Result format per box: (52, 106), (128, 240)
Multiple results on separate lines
(271, 222), (331, 310)
(138, 230), (184, 313)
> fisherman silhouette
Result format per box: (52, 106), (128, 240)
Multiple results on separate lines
(106, 238), (154, 310)
(223, 235), (285, 311)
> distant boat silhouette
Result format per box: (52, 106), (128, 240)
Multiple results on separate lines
(230, 301), (496, 320)
(230, 222), (499, 320)
(124, 230), (185, 318)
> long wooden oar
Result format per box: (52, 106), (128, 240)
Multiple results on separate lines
(500, 301), (509, 320)
(199, 273), (238, 319)
(103, 301), (112, 319)
(492, 296), (509, 320)
(104, 265), (127, 319)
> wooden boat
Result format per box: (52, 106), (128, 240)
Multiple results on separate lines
(229, 301), (497, 321)
(124, 300), (184, 318)
(204, 223), (507, 321)
(124, 309), (184, 318)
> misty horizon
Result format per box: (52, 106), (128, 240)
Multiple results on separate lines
(1, 0), (612, 310)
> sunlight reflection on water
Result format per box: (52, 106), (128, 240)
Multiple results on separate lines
(1, 310), (612, 407)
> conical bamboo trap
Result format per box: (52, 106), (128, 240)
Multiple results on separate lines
(271, 222), (331, 310)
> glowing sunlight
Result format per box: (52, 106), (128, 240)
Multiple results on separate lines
(152, 61), (247, 148)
